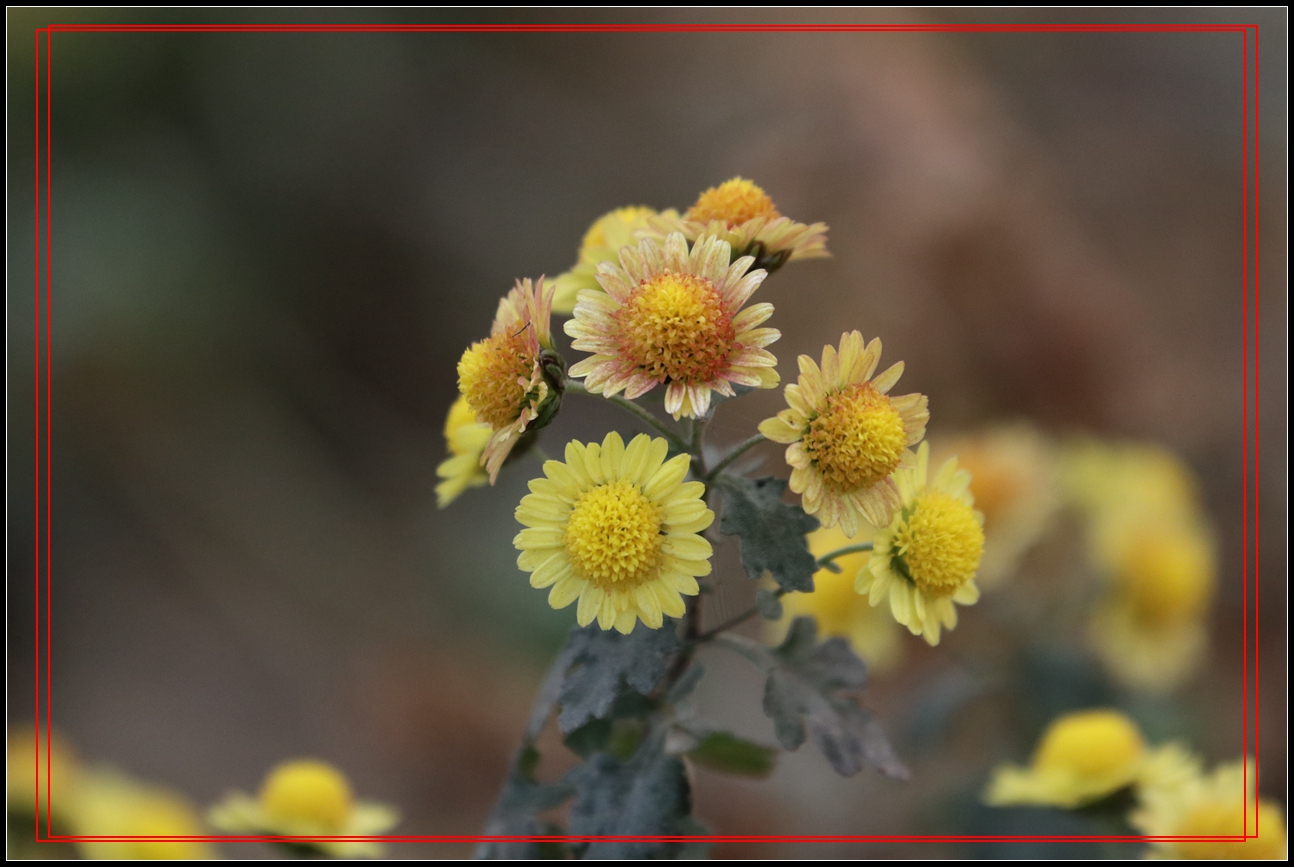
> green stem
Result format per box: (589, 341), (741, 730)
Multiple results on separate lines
(815, 542), (873, 572)
(531, 445), (552, 465)
(694, 588), (787, 643)
(564, 379), (687, 451)
(703, 434), (767, 482)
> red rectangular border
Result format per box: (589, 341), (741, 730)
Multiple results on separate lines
(29, 19), (1263, 848)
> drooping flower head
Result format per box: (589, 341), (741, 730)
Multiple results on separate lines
(857, 442), (982, 645)
(984, 709), (1184, 809)
(930, 423), (1060, 588)
(646, 177), (828, 272)
(514, 432), (714, 634)
(435, 396), (492, 508)
(457, 277), (564, 482)
(552, 206), (658, 314)
(209, 759), (399, 859)
(1133, 758), (1287, 860)
(565, 232), (780, 420)
(759, 331), (928, 535)
(775, 524), (903, 673)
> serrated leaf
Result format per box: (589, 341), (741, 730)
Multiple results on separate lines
(567, 733), (692, 859)
(685, 730), (777, 778)
(475, 745), (576, 859)
(723, 617), (908, 779)
(557, 624), (682, 734)
(718, 476), (820, 592)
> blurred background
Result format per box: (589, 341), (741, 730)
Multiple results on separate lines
(7, 7), (1286, 859)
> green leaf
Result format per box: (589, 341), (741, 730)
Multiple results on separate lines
(685, 730), (777, 778)
(754, 587), (784, 619)
(718, 476), (820, 592)
(557, 623), (682, 734)
(723, 617), (908, 779)
(567, 732), (693, 859)
(475, 744), (576, 859)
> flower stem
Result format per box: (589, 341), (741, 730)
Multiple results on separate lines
(815, 542), (874, 572)
(694, 588), (787, 642)
(703, 433), (767, 483)
(563, 379), (688, 452)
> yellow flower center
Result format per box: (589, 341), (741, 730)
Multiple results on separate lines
(803, 384), (908, 492)
(686, 178), (781, 226)
(564, 480), (663, 587)
(1118, 530), (1213, 626)
(891, 491), (984, 597)
(1174, 799), (1286, 860)
(581, 206), (655, 257)
(615, 272), (735, 383)
(457, 332), (536, 429)
(259, 760), (353, 832)
(1033, 710), (1145, 781)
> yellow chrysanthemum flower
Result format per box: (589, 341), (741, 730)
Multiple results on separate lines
(760, 331), (929, 536)
(209, 759), (399, 859)
(1133, 759), (1287, 860)
(552, 206), (658, 315)
(1063, 440), (1202, 531)
(435, 396), (492, 507)
(645, 178), (828, 272)
(72, 768), (215, 860)
(565, 232), (780, 420)
(984, 708), (1174, 809)
(457, 277), (563, 482)
(775, 525), (903, 673)
(857, 442), (982, 645)
(930, 423), (1060, 589)
(7, 726), (79, 828)
(514, 431), (714, 633)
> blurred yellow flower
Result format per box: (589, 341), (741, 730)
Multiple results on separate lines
(930, 423), (1060, 588)
(857, 442), (982, 645)
(759, 331), (928, 536)
(209, 759), (398, 859)
(1133, 759), (1287, 860)
(551, 206), (657, 314)
(985, 708), (1164, 809)
(458, 277), (562, 483)
(7, 726), (79, 829)
(514, 432), (713, 633)
(645, 177), (829, 272)
(775, 525), (902, 673)
(565, 232), (779, 419)
(435, 395), (492, 507)
(72, 768), (214, 860)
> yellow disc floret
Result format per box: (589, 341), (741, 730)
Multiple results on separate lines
(615, 273), (735, 383)
(1172, 798), (1286, 860)
(259, 760), (354, 832)
(457, 332), (536, 429)
(564, 480), (664, 587)
(1034, 710), (1146, 781)
(1117, 528), (1213, 626)
(686, 177), (781, 226)
(803, 384), (909, 493)
(891, 491), (985, 597)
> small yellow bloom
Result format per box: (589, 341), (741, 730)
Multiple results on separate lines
(457, 277), (563, 482)
(565, 232), (780, 419)
(1133, 759), (1287, 860)
(930, 423), (1060, 588)
(760, 331), (928, 535)
(209, 759), (399, 859)
(645, 178), (828, 272)
(514, 431), (714, 633)
(985, 709), (1156, 809)
(776, 525), (902, 672)
(552, 206), (658, 314)
(856, 442), (981, 645)
(435, 396), (492, 507)
(72, 768), (215, 860)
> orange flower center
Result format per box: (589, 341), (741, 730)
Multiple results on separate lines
(614, 272), (735, 383)
(457, 332), (535, 429)
(803, 383), (908, 492)
(686, 178), (781, 226)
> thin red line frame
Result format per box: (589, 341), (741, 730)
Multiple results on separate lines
(30, 19), (1263, 849)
